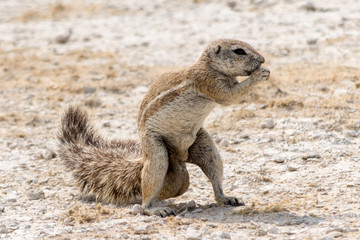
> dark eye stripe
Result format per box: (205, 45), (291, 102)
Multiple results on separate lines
(233, 48), (247, 55)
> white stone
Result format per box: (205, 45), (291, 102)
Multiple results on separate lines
(0, 225), (8, 234)
(260, 118), (275, 129)
(42, 149), (56, 160)
(134, 224), (152, 234)
(344, 130), (357, 138)
(334, 89), (349, 96)
(287, 164), (299, 172)
(192, 208), (203, 214)
(27, 190), (45, 200)
(302, 152), (321, 160)
(186, 227), (202, 240)
(210, 231), (231, 239)
(64, 216), (74, 226)
(131, 204), (144, 215)
(274, 158), (285, 163)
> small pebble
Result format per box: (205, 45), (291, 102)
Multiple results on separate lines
(257, 229), (267, 236)
(274, 152), (296, 163)
(334, 89), (349, 96)
(301, 2), (317, 11)
(274, 158), (285, 163)
(42, 149), (56, 160)
(64, 216), (74, 226)
(317, 85), (328, 92)
(227, 1), (237, 9)
(260, 118), (275, 129)
(306, 158), (321, 162)
(8, 223), (19, 231)
(191, 208), (203, 214)
(83, 86), (97, 94)
(55, 29), (72, 44)
(0, 225), (8, 234)
(220, 139), (230, 147)
(102, 122), (111, 127)
(344, 130), (357, 138)
(186, 227), (202, 240)
(134, 86), (149, 94)
(287, 164), (299, 172)
(268, 227), (279, 234)
(8, 144), (17, 150)
(210, 231), (231, 239)
(28, 190), (45, 200)
(91, 75), (103, 81)
(302, 152), (321, 160)
(134, 224), (152, 234)
(184, 213), (193, 218)
(7, 198), (17, 203)
(131, 204), (144, 215)
(307, 39), (318, 45)
(115, 219), (128, 226)
(240, 133), (250, 139)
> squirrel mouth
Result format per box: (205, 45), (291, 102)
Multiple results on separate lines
(245, 69), (257, 75)
(246, 65), (261, 75)
(244, 70), (251, 76)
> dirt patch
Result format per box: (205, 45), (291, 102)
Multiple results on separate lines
(1, 0), (360, 239)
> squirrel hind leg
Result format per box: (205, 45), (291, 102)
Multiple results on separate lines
(158, 160), (189, 200)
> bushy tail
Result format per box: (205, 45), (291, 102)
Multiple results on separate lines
(58, 105), (143, 204)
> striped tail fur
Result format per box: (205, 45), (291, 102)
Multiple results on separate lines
(58, 105), (143, 204)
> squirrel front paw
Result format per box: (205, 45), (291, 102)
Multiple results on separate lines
(251, 68), (270, 82)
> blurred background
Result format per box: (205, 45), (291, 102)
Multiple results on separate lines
(1, 0), (359, 142)
(0, 0), (359, 239)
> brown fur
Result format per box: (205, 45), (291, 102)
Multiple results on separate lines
(138, 70), (188, 120)
(138, 82), (192, 129)
(58, 39), (270, 217)
(58, 106), (143, 204)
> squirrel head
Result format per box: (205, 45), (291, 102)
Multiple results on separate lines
(199, 39), (265, 77)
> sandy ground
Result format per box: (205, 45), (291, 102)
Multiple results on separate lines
(0, 0), (360, 239)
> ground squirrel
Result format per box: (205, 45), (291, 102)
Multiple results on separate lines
(58, 39), (270, 217)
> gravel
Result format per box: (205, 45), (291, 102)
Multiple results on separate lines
(0, 0), (360, 239)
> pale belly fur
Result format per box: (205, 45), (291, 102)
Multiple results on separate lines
(145, 89), (216, 153)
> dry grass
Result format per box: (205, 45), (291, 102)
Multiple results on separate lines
(249, 169), (273, 183)
(62, 203), (113, 224)
(270, 63), (359, 86)
(1, 45), (359, 137)
(268, 96), (304, 110)
(249, 63), (360, 122)
(0, 48), (167, 97)
(2, 45), (359, 104)
(14, 2), (129, 22)
(234, 200), (289, 216)
(202, 61), (360, 133)
(229, 109), (256, 120)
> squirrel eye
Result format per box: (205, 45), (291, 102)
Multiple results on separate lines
(233, 48), (247, 55)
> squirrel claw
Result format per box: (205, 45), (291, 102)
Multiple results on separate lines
(251, 67), (270, 82)
(144, 207), (176, 217)
(217, 195), (244, 206)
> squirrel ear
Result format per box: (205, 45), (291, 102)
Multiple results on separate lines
(214, 45), (221, 54)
